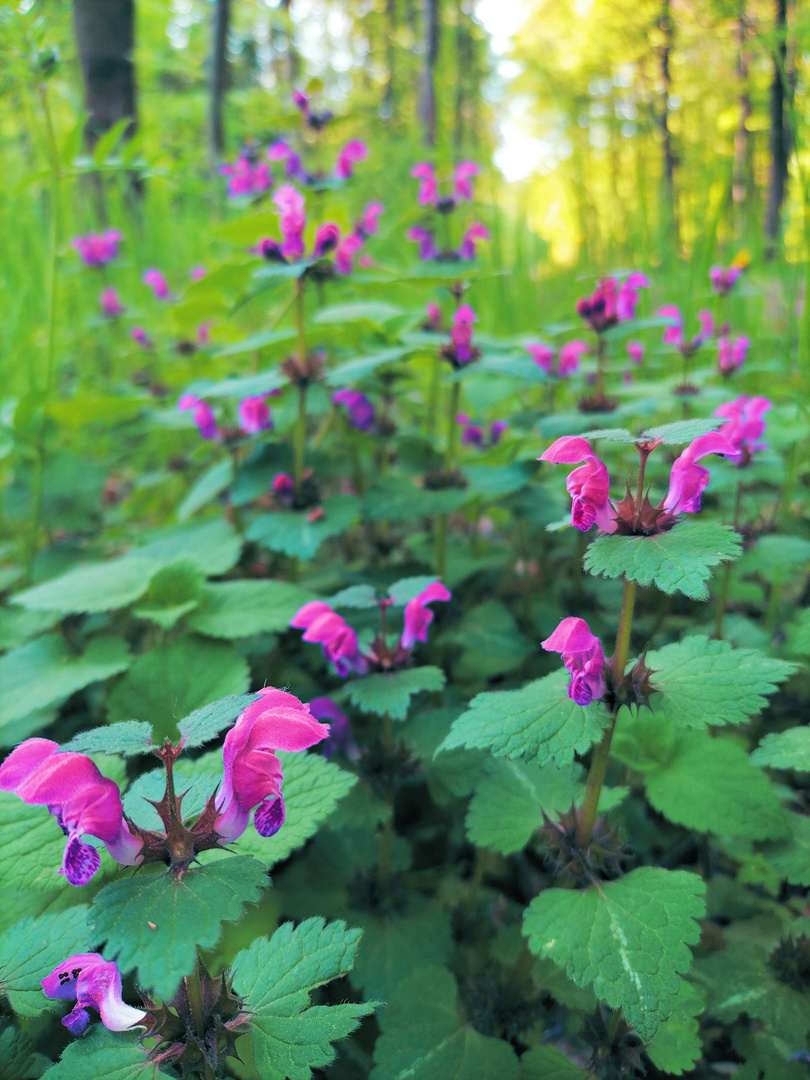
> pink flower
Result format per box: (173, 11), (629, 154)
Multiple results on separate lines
(42, 954), (146, 1036)
(197, 321), (213, 345)
(578, 274), (648, 332)
(239, 395), (273, 434)
(718, 334), (750, 373)
(100, 288), (124, 317)
(360, 202), (384, 236)
(214, 689), (330, 844)
(178, 394), (219, 440)
(408, 226), (438, 261)
(658, 304), (683, 347)
(272, 473), (295, 504)
(454, 161), (479, 201)
(713, 396), (771, 462)
(291, 602), (369, 677)
(490, 421), (507, 444)
(710, 264), (743, 295)
(191, 266), (207, 281)
(401, 582), (451, 649)
(73, 230), (122, 267)
(292, 89), (310, 117)
(143, 269), (170, 300)
(459, 222), (489, 260)
(457, 413), (484, 446)
(268, 140), (306, 182)
(313, 222), (341, 258)
(335, 140), (368, 179)
(559, 340), (588, 376)
(0, 739), (141, 886)
(627, 342), (644, 364)
(310, 697), (361, 760)
(663, 432), (742, 514)
(539, 436), (616, 533)
(220, 156), (272, 197)
(412, 162), (438, 206)
(527, 344), (555, 372)
(541, 617), (606, 706)
(131, 326), (151, 349)
(334, 389), (375, 431)
(616, 272), (649, 321)
(697, 309), (714, 339)
(451, 304), (477, 363)
(273, 185), (306, 260)
(335, 233), (364, 275)
(425, 302), (442, 331)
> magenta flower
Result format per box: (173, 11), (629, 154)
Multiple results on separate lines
(191, 266), (207, 281)
(425, 302), (442, 331)
(577, 273), (648, 332)
(274, 185), (307, 260)
(663, 432), (741, 514)
(293, 89), (309, 116)
(401, 582), (451, 649)
(539, 436), (616, 533)
(459, 222), (489, 260)
(490, 421), (507, 444)
(334, 389), (375, 431)
(408, 226), (438, 261)
(718, 334), (750, 373)
(239, 395), (273, 434)
(220, 156), (272, 197)
(178, 394), (219, 440)
(359, 202), (384, 237)
(197, 321), (213, 346)
(73, 230), (122, 267)
(143, 269), (170, 300)
(527, 344), (555, 372)
(658, 305), (713, 354)
(615, 272), (650, 321)
(273, 473), (295, 505)
(710, 264), (743, 295)
(627, 342), (644, 364)
(335, 140), (368, 180)
(412, 162), (438, 206)
(450, 304), (477, 364)
(454, 162), (480, 202)
(291, 602), (369, 677)
(713, 396), (771, 463)
(131, 326), (151, 349)
(309, 697), (361, 760)
(0, 739), (142, 886)
(313, 222), (341, 258)
(559, 340), (588, 376)
(457, 413), (506, 448)
(335, 233), (364, 275)
(42, 953), (146, 1036)
(214, 688), (330, 844)
(541, 617), (606, 706)
(268, 140), (307, 183)
(100, 288), (124, 318)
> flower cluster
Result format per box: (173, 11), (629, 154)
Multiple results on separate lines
(291, 581), (450, 677)
(714, 395), (771, 465)
(143, 268), (171, 300)
(718, 334), (750, 374)
(542, 617), (607, 706)
(220, 152), (273, 197)
(527, 341), (588, 377)
(408, 222), (489, 263)
(42, 953), (146, 1036)
(658, 306), (713, 357)
(73, 229), (122, 267)
(457, 413), (507, 448)
(334, 389), (375, 431)
(440, 305), (480, 368)
(412, 161), (479, 211)
(575, 272), (649, 333)
(710, 263), (743, 295)
(178, 392), (276, 440)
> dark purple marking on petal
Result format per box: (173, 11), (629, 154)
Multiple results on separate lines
(569, 674), (593, 706)
(61, 835), (101, 886)
(254, 796), (285, 837)
(63, 1005), (91, 1035)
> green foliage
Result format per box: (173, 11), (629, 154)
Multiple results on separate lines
(442, 599), (533, 680)
(131, 558), (205, 629)
(0, 795), (78, 932)
(231, 918), (377, 1080)
(519, 1046), (588, 1079)
(177, 691), (258, 748)
(524, 868), (706, 1041)
(752, 728), (810, 771)
(189, 579), (315, 638)
(90, 857), (266, 1000)
(61, 720), (154, 757)
(11, 556), (157, 614)
(133, 519), (242, 576)
(645, 980), (706, 1075)
(347, 666), (446, 720)
(0, 906), (88, 1017)
(439, 670), (610, 767)
(640, 418), (725, 444)
(352, 905), (453, 1000)
(247, 495), (361, 559)
(177, 457), (234, 521)
(584, 520), (742, 600)
(41, 1027), (176, 1080)
(0, 1023), (35, 1080)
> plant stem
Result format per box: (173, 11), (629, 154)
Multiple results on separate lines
(185, 959), (215, 1080)
(594, 334), (606, 400)
(633, 444), (652, 530)
(714, 479), (743, 639)
(293, 279), (307, 487)
(436, 380), (462, 577)
(378, 712), (395, 886)
(576, 578), (637, 849)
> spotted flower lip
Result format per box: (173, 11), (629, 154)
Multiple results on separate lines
(213, 688), (330, 845)
(540, 436), (616, 534)
(0, 739), (142, 886)
(541, 617), (606, 706)
(42, 953), (146, 1036)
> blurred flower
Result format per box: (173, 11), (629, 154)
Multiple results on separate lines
(131, 326), (152, 349)
(239, 394), (273, 434)
(658, 305), (712, 355)
(627, 342), (644, 364)
(42, 954), (146, 1036)
(559, 340), (588, 376)
(100, 287), (124, 317)
(713, 396), (771, 465)
(335, 140), (368, 179)
(401, 582), (451, 649)
(143, 269), (170, 300)
(710, 264), (743, 295)
(272, 473), (295, 505)
(459, 222), (489, 260)
(334, 389), (375, 431)
(358, 202), (384, 238)
(424, 302), (442, 331)
(542, 617), (606, 706)
(454, 161), (480, 202)
(309, 697), (361, 760)
(577, 273), (649, 332)
(290, 602), (369, 677)
(178, 394), (219, 440)
(440, 304), (479, 368)
(190, 266), (207, 281)
(718, 334), (750, 374)
(335, 233), (363, 274)
(73, 230), (122, 267)
(267, 140), (307, 184)
(412, 162), (438, 206)
(457, 413), (506, 447)
(197, 321), (213, 346)
(408, 226), (438, 261)
(220, 156), (272, 197)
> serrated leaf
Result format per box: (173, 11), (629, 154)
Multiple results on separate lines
(578, 428), (635, 443)
(328, 584), (380, 608)
(645, 636), (795, 729)
(348, 666), (445, 721)
(61, 720), (154, 757)
(585, 520), (742, 600)
(752, 728), (810, 771)
(90, 856), (266, 999)
(761, 812), (810, 886)
(370, 964), (520, 1080)
(177, 457), (234, 521)
(189, 579), (315, 639)
(177, 692), (258, 748)
(247, 495), (361, 559)
(41, 1026), (176, 1079)
(11, 556), (157, 613)
(439, 669), (610, 767)
(352, 905), (453, 1000)
(134, 519), (242, 575)
(640, 418), (724, 444)
(325, 346), (411, 386)
(386, 575), (443, 606)
(519, 1046), (588, 1079)
(0, 635), (131, 731)
(0, 906), (88, 1016)
(0, 1023), (35, 1080)
(123, 769), (219, 830)
(106, 639), (250, 741)
(645, 980), (706, 1075)
(231, 917), (377, 1080)
(0, 795), (76, 931)
(132, 558), (204, 630)
(233, 751), (357, 867)
(524, 867), (705, 1041)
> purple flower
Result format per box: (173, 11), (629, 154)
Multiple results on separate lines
(412, 162), (438, 206)
(143, 269), (170, 300)
(273, 473), (295, 504)
(178, 394), (219, 440)
(335, 234), (364, 275)
(658, 305), (713, 354)
(454, 161), (480, 202)
(214, 688), (330, 844)
(663, 432), (741, 514)
(490, 421), (507, 444)
(710, 264), (743, 295)
(459, 222), (489, 260)
(457, 413), (506, 448)
(268, 141), (307, 183)
(450, 304), (477, 364)
(313, 222), (341, 257)
(0, 739), (142, 886)
(239, 395), (273, 434)
(541, 617), (606, 706)
(718, 334), (750, 373)
(713, 396), (771, 463)
(527, 344), (555, 372)
(191, 266), (207, 281)
(359, 202), (384, 237)
(540, 436), (616, 533)
(335, 140), (368, 180)
(73, 230), (122, 267)
(100, 288), (124, 318)
(274, 185), (307, 260)
(627, 341), (644, 364)
(42, 954), (146, 1036)
(577, 273), (648, 332)
(408, 226), (438, 261)
(309, 697), (361, 760)
(425, 302), (442, 331)
(401, 582), (451, 649)
(291, 602), (369, 677)
(220, 156), (272, 197)
(559, 340), (588, 376)
(131, 326), (152, 349)
(334, 389), (375, 431)
(292, 89), (309, 117)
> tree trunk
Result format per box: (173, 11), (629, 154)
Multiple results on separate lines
(417, 0), (439, 146)
(732, 1), (753, 217)
(657, 0), (679, 247)
(764, 0), (789, 254)
(73, 0), (137, 148)
(453, 0), (467, 150)
(384, 0), (396, 119)
(209, 0), (231, 163)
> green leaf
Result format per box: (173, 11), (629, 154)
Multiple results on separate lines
(442, 600), (533, 681)
(519, 1046), (588, 1079)
(645, 980), (706, 1075)
(314, 300), (403, 327)
(134, 519), (242, 576)
(362, 478), (471, 522)
(123, 769), (219, 830)
(0, 906), (88, 1017)
(0, 606), (61, 650)
(190, 364), (288, 396)
(386, 576), (442, 606)
(370, 964), (520, 1080)
(0, 635), (131, 731)
(177, 457), (234, 521)
(177, 692), (259, 748)
(328, 584), (380, 609)
(761, 812), (810, 886)
(233, 751), (357, 866)
(231, 917), (377, 1080)
(247, 495), (361, 559)
(644, 635), (795, 730)
(61, 720), (154, 757)
(131, 558), (205, 630)
(524, 867), (705, 1042)
(41, 1026), (176, 1080)
(352, 905), (453, 1001)
(752, 728), (810, 771)
(106, 639), (250, 741)
(326, 346), (411, 386)
(348, 666), (445, 721)
(584, 520), (742, 600)
(90, 856), (266, 1000)
(0, 1023), (35, 1080)
(578, 428), (635, 443)
(189, 579), (315, 639)
(438, 670), (610, 768)
(12, 556), (156, 613)
(640, 418), (724, 444)
(0, 795), (77, 932)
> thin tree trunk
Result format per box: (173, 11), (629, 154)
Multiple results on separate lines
(657, 0), (679, 247)
(280, 0), (298, 87)
(73, 0), (137, 148)
(453, 0), (465, 150)
(418, 0), (440, 146)
(209, 0), (231, 163)
(764, 0), (789, 254)
(732, 1), (753, 217)
(384, 0), (397, 119)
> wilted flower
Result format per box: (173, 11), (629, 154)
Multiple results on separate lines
(335, 140), (368, 179)
(713, 396), (771, 465)
(220, 155), (272, 197)
(239, 395), (273, 434)
(143, 269), (171, 300)
(100, 287), (124, 317)
(542, 617), (606, 706)
(42, 954), (146, 1036)
(718, 334), (750, 374)
(178, 394), (219, 440)
(73, 230), (122, 267)
(334, 389), (375, 431)
(0, 739), (142, 886)
(710, 264), (743, 295)
(540, 436), (616, 533)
